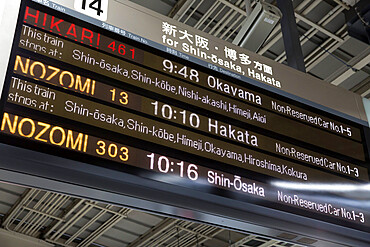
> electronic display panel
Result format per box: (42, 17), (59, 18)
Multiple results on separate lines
(0, 0), (369, 235)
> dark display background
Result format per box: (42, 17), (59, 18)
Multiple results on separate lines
(0, 0), (369, 234)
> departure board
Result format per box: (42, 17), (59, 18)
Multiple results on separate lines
(0, 0), (369, 234)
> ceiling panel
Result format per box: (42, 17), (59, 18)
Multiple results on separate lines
(127, 0), (370, 98)
(0, 181), (306, 247)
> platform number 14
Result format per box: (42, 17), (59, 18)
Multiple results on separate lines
(74, 0), (108, 21)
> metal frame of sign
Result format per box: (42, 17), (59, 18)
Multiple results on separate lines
(0, 143), (369, 247)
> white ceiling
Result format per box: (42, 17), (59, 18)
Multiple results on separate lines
(128, 0), (370, 98)
(0, 181), (306, 247)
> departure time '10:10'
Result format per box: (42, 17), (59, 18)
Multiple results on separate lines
(151, 101), (200, 128)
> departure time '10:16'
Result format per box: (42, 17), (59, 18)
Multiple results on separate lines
(147, 153), (199, 180)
